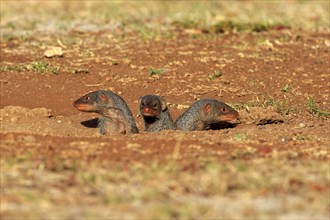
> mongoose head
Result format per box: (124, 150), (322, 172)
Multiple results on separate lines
(139, 95), (167, 118)
(201, 99), (239, 122)
(73, 91), (114, 113)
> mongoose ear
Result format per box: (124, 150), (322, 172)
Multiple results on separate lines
(138, 97), (142, 106)
(161, 99), (167, 111)
(100, 92), (108, 104)
(203, 103), (212, 113)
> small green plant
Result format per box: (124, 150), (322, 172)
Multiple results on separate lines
(261, 96), (291, 115)
(231, 102), (250, 111)
(208, 70), (222, 80)
(234, 95), (294, 116)
(262, 97), (285, 112)
(30, 61), (59, 74)
(281, 84), (291, 93)
(149, 67), (165, 76)
(306, 96), (330, 117)
(295, 134), (312, 141)
(48, 65), (60, 74)
(233, 133), (247, 142)
(1, 62), (90, 75)
(31, 61), (49, 74)
(263, 98), (277, 107)
(0, 65), (24, 73)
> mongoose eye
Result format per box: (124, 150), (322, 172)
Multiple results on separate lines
(84, 96), (91, 102)
(152, 103), (157, 108)
(221, 107), (227, 112)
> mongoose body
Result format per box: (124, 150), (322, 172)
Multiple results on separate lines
(73, 90), (139, 134)
(175, 99), (239, 131)
(139, 95), (175, 132)
(98, 107), (131, 134)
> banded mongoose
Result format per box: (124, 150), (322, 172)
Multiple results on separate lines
(139, 95), (175, 132)
(98, 106), (132, 134)
(73, 90), (139, 134)
(175, 99), (239, 131)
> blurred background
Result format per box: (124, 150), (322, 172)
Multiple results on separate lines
(1, 1), (329, 38)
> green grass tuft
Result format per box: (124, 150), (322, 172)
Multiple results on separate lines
(208, 70), (222, 80)
(295, 134), (312, 141)
(232, 95), (296, 116)
(150, 67), (165, 76)
(233, 132), (248, 142)
(0, 62), (90, 75)
(0, 65), (24, 73)
(306, 96), (330, 117)
(31, 61), (59, 74)
(281, 84), (291, 93)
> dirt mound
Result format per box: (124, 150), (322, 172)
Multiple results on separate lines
(0, 105), (52, 120)
(0, 106), (98, 137)
(239, 106), (284, 125)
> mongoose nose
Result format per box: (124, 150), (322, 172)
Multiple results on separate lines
(73, 100), (78, 107)
(143, 107), (154, 115)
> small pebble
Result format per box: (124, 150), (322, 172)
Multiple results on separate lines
(258, 125), (266, 130)
(10, 116), (18, 123)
